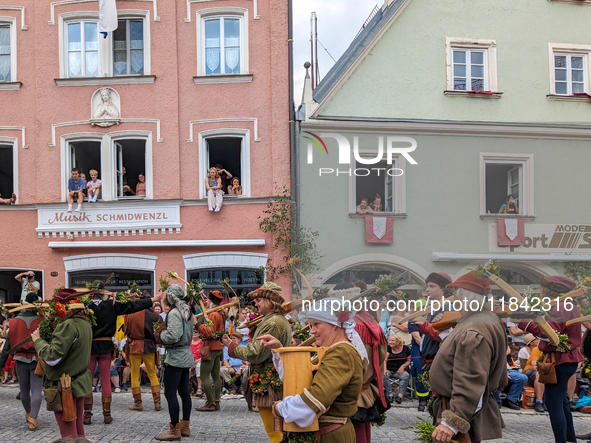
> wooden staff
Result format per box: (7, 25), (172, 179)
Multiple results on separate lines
(237, 295), (313, 329)
(195, 299), (241, 318)
(550, 287), (590, 307)
(403, 296), (456, 323)
(298, 335), (316, 347)
(487, 274), (559, 346)
(566, 315), (591, 327)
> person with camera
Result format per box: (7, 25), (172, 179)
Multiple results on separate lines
(498, 194), (519, 215)
(15, 271), (40, 302)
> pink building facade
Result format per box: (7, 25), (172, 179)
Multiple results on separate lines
(0, 0), (291, 301)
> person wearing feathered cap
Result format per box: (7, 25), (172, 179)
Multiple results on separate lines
(518, 276), (583, 443)
(195, 290), (226, 413)
(0, 292), (44, 430)
(30, 289), (94, 439)
(429, 272), (507, 443)
(221, 281), (291, 443)
(83, 283), (164, 425)
(258, 297), (365, 443)
(153, 284), (194, 441)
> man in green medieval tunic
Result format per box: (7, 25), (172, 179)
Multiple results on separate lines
(221, 282), (291, 443)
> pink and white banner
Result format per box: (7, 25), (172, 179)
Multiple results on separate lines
(365, 216), (393, 244)
(497, 218), (525, 246)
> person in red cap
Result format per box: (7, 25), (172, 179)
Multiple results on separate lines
(518, 276), (582, 443)
(429, 271), (507, 443)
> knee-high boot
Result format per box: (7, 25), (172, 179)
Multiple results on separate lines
(151, 385), (162, 411)
(83, 396), (93, 425)
(102, 396), (113, 424)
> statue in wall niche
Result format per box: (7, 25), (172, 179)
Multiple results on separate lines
(90, 87), (121, 127)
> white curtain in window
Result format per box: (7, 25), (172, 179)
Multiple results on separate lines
(206, 49), (220, 73)
(225, 48), (239, 72)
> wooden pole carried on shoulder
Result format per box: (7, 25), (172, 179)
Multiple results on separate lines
(487, 274), (560, 346)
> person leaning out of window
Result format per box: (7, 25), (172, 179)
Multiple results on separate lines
(356, 198), (374, 215)
(0, 192), (16, 205)
(206, 167), (224, 212)
(499, 194), (518, 214)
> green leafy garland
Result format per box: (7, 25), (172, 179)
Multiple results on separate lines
(407, 418), (458, 443)
(293, 324), (310, 342)
(469, 259), (502, 278)
(374, 274), (400, 295)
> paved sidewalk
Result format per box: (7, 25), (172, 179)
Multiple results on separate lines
(0, 385), (589, 442)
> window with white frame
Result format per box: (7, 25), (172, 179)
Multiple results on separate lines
(353, 158), (403, 214)
(481, 154), (534, 216)
(61, 13), (149, 79)
(0, 144), (15, 198)
(65, 136), (149, 201)
(199, 130), (250, 198)
(452, 49), (487, 91)
(203, 16), (243, 75)
(66, 20), (99, 77)
(113, 19), (145, 76)
(0, 21), (16, 82)
(446, 38), (498, 93)
(554, 53), (587, 95)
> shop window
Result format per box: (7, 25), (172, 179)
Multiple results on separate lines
(0, 269), (43, 303)
(353, 159), (400, 214)
(325, 265), (423, 297)
(113, 19), (145, 76)
(481, 153), (534, 216)
(188, 267), (264, 298)
(200, 131), (250, 198)
(0, 144), (14, 199)
(69, 269), (153, 294)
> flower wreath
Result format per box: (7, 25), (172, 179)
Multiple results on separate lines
(335, 307), (354, 328)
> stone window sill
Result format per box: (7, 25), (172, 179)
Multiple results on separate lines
(348, 213), (407, 218)
(55, 76), (156, 87)
(547, 94), (591, 102)
(444, 90), (503, 99)
(0, 82), (22, 90)
(193, 74), (253, 84)
(480, 214), (535, 220)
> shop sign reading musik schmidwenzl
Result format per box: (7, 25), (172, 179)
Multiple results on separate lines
(35, 202), (181, 238)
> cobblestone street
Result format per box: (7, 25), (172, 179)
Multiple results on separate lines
(1, 384), (590, 442)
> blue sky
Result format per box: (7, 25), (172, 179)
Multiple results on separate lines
(293, 0), (379, 104)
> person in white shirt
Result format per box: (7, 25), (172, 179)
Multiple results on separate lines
(86, 169), (102, 202)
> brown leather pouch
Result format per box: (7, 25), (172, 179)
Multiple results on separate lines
(43, 387), (62, 412)
(538, 353), (557, 385)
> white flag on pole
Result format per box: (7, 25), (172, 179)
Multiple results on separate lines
(98, 0), (118, 34)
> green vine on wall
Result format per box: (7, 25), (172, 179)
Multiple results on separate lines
(258, 185), (323, 281)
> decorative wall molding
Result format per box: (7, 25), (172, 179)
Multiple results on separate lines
(185, 0), (259, 22)
(49, 0), (160, 25)
(0, 6), (27, 30)
(55, 75), (156, 87)
(183, 251), (268, 270)
(0, 81), (21, 90)
(0, 126), (27, 148)
(50, 239), (266, 248)
(63, 253), (158, 272)
(186, 118), (261, 143)
(49, 119), (163, 146)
